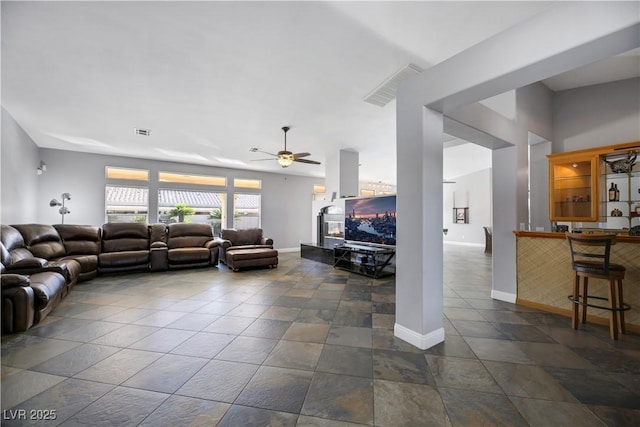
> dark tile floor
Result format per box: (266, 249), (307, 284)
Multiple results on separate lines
(2, 244), (640, 426)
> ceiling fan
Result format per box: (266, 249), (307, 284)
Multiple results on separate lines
(250, 126), (321, 168)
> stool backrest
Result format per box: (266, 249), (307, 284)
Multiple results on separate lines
(565, 233), (616, 275)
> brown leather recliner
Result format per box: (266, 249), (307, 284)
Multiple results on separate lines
(2, 224), (80, 295)
(54, 224), (102, 281)
(1, 241), (66, 333)
(166, 223), (219, 270)
(99, 223), (151, 274)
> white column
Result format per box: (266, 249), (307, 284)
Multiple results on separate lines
(394, 103), (445, 349)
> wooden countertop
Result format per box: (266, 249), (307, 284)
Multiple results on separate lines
(513, 230), (640, 243)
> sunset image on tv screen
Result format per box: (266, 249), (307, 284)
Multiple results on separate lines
(344, 195), (396, 245)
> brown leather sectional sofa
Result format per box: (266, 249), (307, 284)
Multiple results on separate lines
(1, 222), (220, 334)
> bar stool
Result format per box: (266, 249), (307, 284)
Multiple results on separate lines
(566, 233), (629, 339)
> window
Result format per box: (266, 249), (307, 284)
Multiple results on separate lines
(234, 178), (261, 189)
(313, 184), (326, 201)
(360, 189), (375, 196)
(159, 172), (226, 186)
(106, 167), (149, 181)
(233, 193), (261, 229)
(105, 185), (149, 223)
(158, 189), (227, 235)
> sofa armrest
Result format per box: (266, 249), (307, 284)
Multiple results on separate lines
(260, 237), (274, 246)
(150, 241), (168, 249)
(5, 258), (69, 280)
(12, 257), (48, 269)
(205, 240), (220, 250)
(1, 274), (31, 289)
(150, 245), (168, 272)
(213, 237), (232, 249)
(2, 281), (35, 333)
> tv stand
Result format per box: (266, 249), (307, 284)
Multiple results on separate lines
(333, 244), (395, 278)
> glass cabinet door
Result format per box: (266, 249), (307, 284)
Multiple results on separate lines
(549, 154), (599, 221)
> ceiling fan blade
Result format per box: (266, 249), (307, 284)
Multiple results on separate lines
(254, 150), (278, 157)
(292, 152), (311, 159)
(251, 158), (277, 162)
(294, 158), (321, 165)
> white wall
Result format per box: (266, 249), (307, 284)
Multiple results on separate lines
(516, 83), (553, 142)
(443, 168), (492, 245)
(16, 146), (321, 250)
(553, 78), (640, 152)
(529, 137), (551, 231)
(1, 109), (324, 250)
(1, 107), (40, 224)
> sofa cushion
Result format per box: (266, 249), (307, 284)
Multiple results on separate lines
(226, 248), (278, 261)
(168, 247), (211, 264)
(60, 255), (98, 274)
(12, 224), (66, 260)
(167, 223), (213, 249)
(54, 224), (101, 255)
(29, 272), (66, 307)
(99, 250), (150, 268)
(1, 225), (34, 262)
(221, 228), (263, 246)
(102, 223), (149, 253)
(225, 245), (273, 253)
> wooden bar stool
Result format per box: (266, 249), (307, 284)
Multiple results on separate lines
(566, 233), (629, 339)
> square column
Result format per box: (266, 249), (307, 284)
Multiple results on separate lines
(394, 105), (445, 349)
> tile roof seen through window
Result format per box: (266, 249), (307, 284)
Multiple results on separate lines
(106, 186), (259, 209)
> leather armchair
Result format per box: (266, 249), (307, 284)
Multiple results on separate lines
(214, 228), (275, 267)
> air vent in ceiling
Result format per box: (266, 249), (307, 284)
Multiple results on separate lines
(134, 128), (151, 136)
(363, 63), (423, 107)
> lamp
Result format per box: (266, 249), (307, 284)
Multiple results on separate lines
(37, 161), (47, 175)
(49, 193), (71, 223)
(277, 153), (294, 168)
(277, 127), (295, 168)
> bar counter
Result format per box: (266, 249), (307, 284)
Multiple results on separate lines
(514, 231), (640, 332)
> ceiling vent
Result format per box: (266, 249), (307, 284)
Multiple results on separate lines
(134, 128), (151, 136)
(363, 63), (423, 107)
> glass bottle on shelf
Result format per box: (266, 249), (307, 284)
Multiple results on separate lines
(609, 183), (616, 201)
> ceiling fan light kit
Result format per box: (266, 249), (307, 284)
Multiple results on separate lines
(251, 126), (321, 168)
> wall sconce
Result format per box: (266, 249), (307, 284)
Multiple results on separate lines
(49, 193), (71, 223)
(37, 161), (47, 175)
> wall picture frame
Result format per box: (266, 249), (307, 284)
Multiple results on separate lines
(454, 207), (469, 224)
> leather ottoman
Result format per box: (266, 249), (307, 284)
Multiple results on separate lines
(225, 248), (278, 272)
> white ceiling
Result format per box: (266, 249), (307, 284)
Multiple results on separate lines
(3, 1), (639, 185)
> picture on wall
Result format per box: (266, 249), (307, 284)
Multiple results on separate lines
(454, 207), (468, 224)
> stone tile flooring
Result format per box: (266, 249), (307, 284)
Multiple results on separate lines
(2, 244), (640, 426)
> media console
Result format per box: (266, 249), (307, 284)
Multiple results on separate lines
(333, 244), (395, 278)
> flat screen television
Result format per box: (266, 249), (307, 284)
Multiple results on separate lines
(344, 195), (396, 246)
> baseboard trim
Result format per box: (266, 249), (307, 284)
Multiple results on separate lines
(394, 323), (445, 350)
(277, 247), (300, 253)
(443, 241), (484, 247)
(492, 289), (516, 303)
